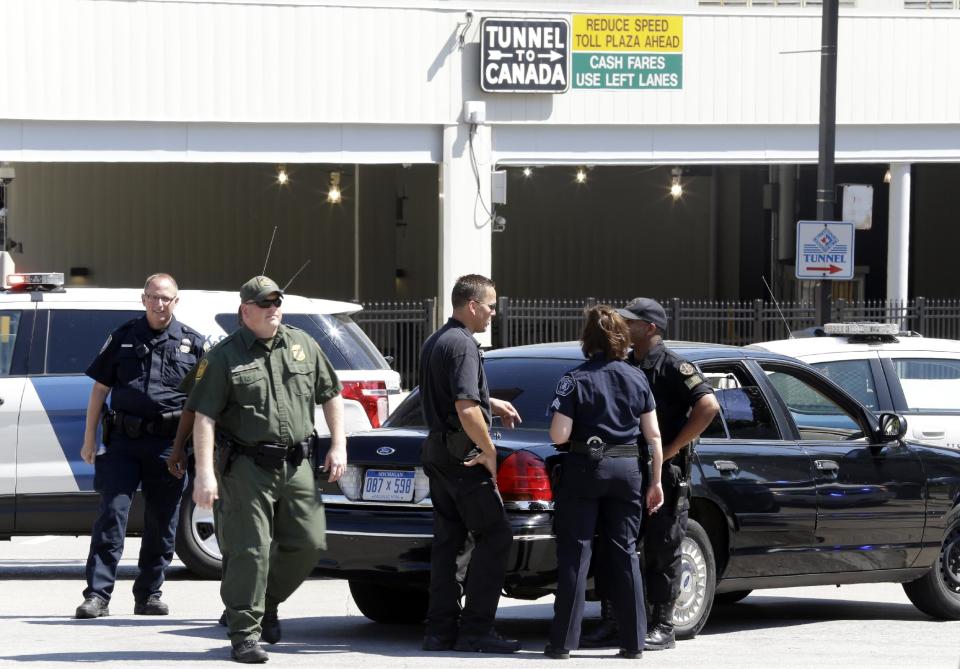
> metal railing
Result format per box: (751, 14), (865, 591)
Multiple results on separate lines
(357, 296), (960, 389)
(352, 299), (437, 390)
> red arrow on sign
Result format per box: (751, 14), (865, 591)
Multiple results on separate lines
(806, 264), (843, 274)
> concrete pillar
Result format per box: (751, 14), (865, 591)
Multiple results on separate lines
(886, 163), (911, 303)
(440, 122), (493, 345)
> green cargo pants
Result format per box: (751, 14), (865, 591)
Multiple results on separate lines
(216, 450), (326, 643)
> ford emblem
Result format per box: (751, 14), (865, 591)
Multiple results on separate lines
(376, 447), (395, 456)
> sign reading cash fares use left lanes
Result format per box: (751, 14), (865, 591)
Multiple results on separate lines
(481, 18), (570, 93)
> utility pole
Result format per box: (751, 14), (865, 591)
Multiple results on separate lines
(815, 0), (839, 326)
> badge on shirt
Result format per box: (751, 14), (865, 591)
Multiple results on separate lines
(679, 362), (696, 376)
(99, 334), (112, 354)
(195, 358), (209, 381)
(180, 337), (192, 354)
(556, 375), (575, 397)
(291, 343), (306, 362)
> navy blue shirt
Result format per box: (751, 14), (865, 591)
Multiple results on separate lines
(419, 317), (491, 432)
(549, 355), (655, 445)
(628, 342), (714, 450)
(86, 315), (206, 417)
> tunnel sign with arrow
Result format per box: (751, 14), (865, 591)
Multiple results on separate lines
(480, 18), (570, 93)
(795, 220), (855, 280)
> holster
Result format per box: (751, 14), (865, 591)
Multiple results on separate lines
(100, 409), (115, 447)
(215, 433), (239, 477)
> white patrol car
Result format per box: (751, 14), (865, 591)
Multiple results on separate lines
(752, 322), (960, 450)
(0, 270), (401, 577)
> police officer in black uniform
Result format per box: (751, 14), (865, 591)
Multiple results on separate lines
(419, 274), (522, 654)
(545, 305), (664, 660)
(75, 273), (206, 619)
(581, 298), (719, 650)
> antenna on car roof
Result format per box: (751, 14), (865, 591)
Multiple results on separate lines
(762, 275), (793, 339)
(282, 259), (311, 293)
(262, 226), (278, 276)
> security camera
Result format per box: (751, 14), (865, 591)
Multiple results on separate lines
(0, 166), (14, 185)
(465, 10), (475, 19)
(492, 215), (507, 233)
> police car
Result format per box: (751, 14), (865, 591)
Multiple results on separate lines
(0, 270), (401, 576)
(752, 322), (960, 449)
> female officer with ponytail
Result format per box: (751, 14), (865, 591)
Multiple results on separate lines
(544, 305), (664, 660)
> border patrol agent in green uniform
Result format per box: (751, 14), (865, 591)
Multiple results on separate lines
(188, 276), (347, 664)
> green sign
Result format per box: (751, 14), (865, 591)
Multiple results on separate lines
(572, 53), (682, 89)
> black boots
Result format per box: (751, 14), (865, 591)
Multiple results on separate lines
(644, 603), (676, 651)
(579, 599), (618, 648)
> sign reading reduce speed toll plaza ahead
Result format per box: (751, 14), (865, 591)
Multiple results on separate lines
(480, 18), (570, 93)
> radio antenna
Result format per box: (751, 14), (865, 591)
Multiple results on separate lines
(282, 259), (311, 292)
(762, 275), (793, 339)
(261, 226), (278, 276)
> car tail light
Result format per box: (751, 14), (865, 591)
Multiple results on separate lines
(341, 380), (389, 428)
(497, 450), (553, 508)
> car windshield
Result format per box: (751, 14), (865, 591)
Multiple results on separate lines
(215, 312), (389, 370)
(892, 357), (960, 412)
(385, 356), (580, 430)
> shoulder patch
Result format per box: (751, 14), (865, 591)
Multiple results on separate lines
(678, 362), (696, 376)
(684, 374), (704, 389)
(195, 358), (209, 381)
(99, 334), (112, 354)
(556, 375), (576, 397)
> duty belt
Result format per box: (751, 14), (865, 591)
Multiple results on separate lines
(230, 439), (312, 470)
(111, 410), (182, 439)
(567, 440), (638, 459)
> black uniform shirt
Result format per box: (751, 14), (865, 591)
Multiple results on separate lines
(549, 355), (655, 445)
(419, 317), (491, 432)
(628, 341), (714, 449)
(86, 316), (206, 417)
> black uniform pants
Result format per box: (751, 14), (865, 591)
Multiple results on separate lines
(550, 453), (645, 652)
(84, 434), (185, 603)
(421, 436), (512, 638)
(642, 461), (689, 605)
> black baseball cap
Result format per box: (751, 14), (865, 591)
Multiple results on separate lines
(617, 297), (667, 332)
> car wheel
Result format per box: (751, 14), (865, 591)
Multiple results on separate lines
(174, 483), (222, 579)
(673, 519), (716, 640)
(348, 580), (428, 624)
(903, 515), (960, 619)
(713, 590), (752, 605)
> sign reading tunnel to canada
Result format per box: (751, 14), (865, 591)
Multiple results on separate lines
(572, 15), (683, 90)
(480, 18), (570, 93)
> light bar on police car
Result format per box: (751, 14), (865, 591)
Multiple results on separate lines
(5, 272), (65, 289)
(823, 322), (899, 336)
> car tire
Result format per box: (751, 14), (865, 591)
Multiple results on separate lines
(348, 580), (428, 624)
(673, 519), (716, 640)
(902, 515), (960, 620)
(174, 482), (222, 580)
(713, 589), (752, 605)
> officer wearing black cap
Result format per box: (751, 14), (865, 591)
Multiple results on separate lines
(419, 274), (523, 654)
(75, 273), (206, 619)
(544, 305), (664, 660)
(581, 297), (719, 651)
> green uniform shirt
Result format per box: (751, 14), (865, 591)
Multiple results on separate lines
(186, 323), (341, 447)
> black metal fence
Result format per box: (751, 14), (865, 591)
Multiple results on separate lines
(352, 299), (437, 389)
(357, 296), (960, 389)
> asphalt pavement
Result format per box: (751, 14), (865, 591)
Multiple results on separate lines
(0, 536), (957, 668)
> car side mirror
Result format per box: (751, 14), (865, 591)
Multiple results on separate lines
(876, 413), (908, 443)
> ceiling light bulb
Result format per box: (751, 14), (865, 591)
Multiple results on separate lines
(327, 186), (342, 203)
(670, 181), (683, 199)
(276, 169), (289, 185)
(522, 167), (533, 178)
(884, 169), (892, 184)
(576, 169), (587, 184)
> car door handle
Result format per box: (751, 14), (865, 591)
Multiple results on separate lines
(713, 460), (739, 474)
(0, 397), (4, 406)
(815, 459), (840, 474)
(920, 431), (945, 439)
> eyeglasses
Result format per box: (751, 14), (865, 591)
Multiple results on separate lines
(144, 294), (177, 305)
(247, 296), (283, 309)
(471, 299), (497, 312)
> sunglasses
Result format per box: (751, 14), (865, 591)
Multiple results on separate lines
(471, 299), (497, 312)
(248, 297), (283, 309)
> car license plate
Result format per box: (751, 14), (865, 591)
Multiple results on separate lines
(362, 469), (415, 502)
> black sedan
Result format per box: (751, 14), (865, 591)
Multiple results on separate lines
(314, 342), (960, 637)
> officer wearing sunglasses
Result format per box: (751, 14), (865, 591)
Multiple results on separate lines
(187, 275), (346, 664)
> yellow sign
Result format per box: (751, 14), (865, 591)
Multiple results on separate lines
(573, 15), (682, 52)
